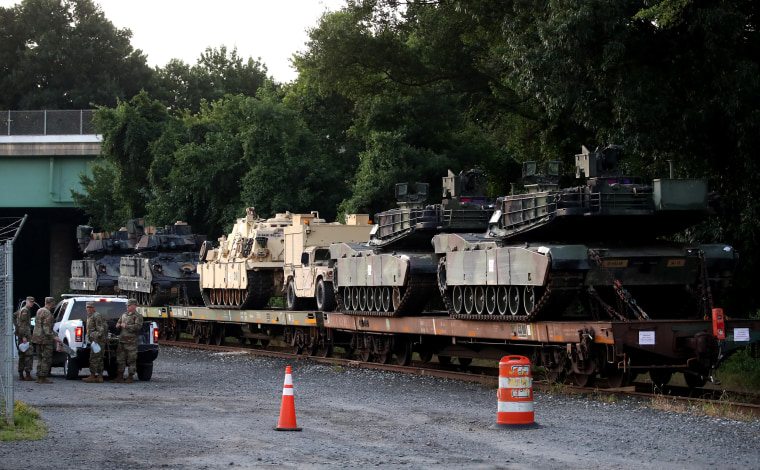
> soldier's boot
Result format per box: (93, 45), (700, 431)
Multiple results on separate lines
(125, 373), (134, 384)
(24, 371), (36, 381)
(82, 373), (96, 382)
(19, 371), (24, 381)
(95, 374), (103, 383)
(113, 369), (125, 383)
(37, 376), (53, 384)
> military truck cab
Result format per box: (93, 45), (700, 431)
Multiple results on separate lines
(284, 213), (372, 311)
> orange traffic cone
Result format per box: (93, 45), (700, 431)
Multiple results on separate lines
(275, 366), (302, 431)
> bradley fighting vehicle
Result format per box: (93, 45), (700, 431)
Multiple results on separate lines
(118, 220), (206, 306)
(433, 145), (738, 323)
(329, 169), (495, 317)
(70, 225), (136, 294)
(199, 208), (293, 309)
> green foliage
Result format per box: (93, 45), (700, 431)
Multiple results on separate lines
(0, 0), (152, 109)
(0, 401), (47, 441)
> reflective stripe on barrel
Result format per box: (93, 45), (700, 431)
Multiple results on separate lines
(496, 355), (534, 425)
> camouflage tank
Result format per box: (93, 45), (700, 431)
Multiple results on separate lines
(118, 220), (206, 306)
(70, 225), (136, 294)
(199, 208), (293, 309)
(329, 169), (494, 317)
(434, 145), (738, 322)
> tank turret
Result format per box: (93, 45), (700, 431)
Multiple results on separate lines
(70, 225), (135, 294)
(199, 208), (293, 309)
(118, 221), (206, 306)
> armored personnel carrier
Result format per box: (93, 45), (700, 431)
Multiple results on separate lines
(434, 145), (738, 322)
(118, 220), (206, 306)
(199, 208), (293, 309)
(329, 169), (495, 317)
(70, 225), (136, 294)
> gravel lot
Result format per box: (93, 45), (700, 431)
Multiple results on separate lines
(2, 346), (759, 469)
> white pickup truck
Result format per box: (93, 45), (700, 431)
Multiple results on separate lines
(52, 294), (159, 380)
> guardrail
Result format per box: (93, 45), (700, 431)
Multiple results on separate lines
(1, 110), (96, 136)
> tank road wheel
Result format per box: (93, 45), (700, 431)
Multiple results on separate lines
(452, 286), (464, 314)
(366, 287), (375, 311)
(508, 286), (521, 315)
(523, 286), (536, 314)
(474, 286), (485, 315)
(463, 286), (475, 314)
(359, 287), (368, 311)
(372, 288), (382, 313)
(392, 287), (403, 312)
(351, 287), (361, 311)
(485, 286), (497, 315)
(497, 286), (508, 315)
(649, 369), (673, 388)
(381, 287), (392, 312)
(315, 279), (336, 312)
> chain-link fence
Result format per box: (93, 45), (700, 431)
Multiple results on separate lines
(1, 215), (28, 425)
(0, 110), (96, 136)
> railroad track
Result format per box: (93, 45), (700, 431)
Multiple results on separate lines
(159, 339), (760, 418)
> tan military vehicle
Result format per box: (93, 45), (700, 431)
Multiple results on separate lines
(283, 213), (372, 311)
(199, 208), (293, 309)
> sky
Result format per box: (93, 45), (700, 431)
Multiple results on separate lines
(1, 0), (347, 83)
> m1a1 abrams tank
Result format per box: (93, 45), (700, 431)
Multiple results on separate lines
(70, 225), (136, 294)
(199, 208), (293, 309)
(329, 169), (494, 317)
(118, 220), (206, 306)
(434, 145), (738, 323)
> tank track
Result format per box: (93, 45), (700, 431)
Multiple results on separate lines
(335, 269), (437, 317)
(203, 270), (273, 309)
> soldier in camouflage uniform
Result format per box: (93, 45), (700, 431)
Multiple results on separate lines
(31, 297), (61, 384)
(13, 296), (36, 381)
(114, 298), (143, 383)
(82, 301), (108, 383)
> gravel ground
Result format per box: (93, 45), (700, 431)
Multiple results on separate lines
(2, 346), (759, 469)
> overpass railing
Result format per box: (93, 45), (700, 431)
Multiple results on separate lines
(1, 110), (96, 136)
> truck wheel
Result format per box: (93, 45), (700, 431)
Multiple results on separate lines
(316, 279), (336, 311)
(137, 364), (153, 381)
(64, 356), (80, 380)
(286, 280), (303, 310)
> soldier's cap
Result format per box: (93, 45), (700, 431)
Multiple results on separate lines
(86, 301), (95, 308)
(45, 296), (54, 304)
(127, 298), (138, 306)
(26, 296), (35, 302)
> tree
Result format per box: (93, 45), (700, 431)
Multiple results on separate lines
(0, 0), (153, 109)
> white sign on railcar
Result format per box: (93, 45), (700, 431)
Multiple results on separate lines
(734, 328), (750, 342)
(639, 331), (655, 345)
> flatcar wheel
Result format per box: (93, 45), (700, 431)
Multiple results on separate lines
(684, 372), (707, 389)
(570, 372), (596, 387)
(546, 369), (565, 384)
(508, 286), (521, 315)
(194, 332), (202, 344)
(213, 326), (225, 346)
(649, 369), (673, 388)
(417, 348), (433, 363)
(463, 287), (474, 314)
(458, 357), (473, 367)
(374, 352), (391, 364)
(259, 339), (270, 347)
(359, 348), (371, 362)
(393, 340), (413, 366)
(523, 286), (536, 314)
(497, 286), (508, 315)
(485, 286), (497, 315)
(474, 286), (485, 315)
(606, 370), (631, 388)
(381, 287), (391, 312)
(316, 343), (333, 358)
(438, 355), (452, 365)
(452, 286), (463, 314)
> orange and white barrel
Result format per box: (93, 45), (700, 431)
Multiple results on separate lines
(492, 355), (537, 429)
